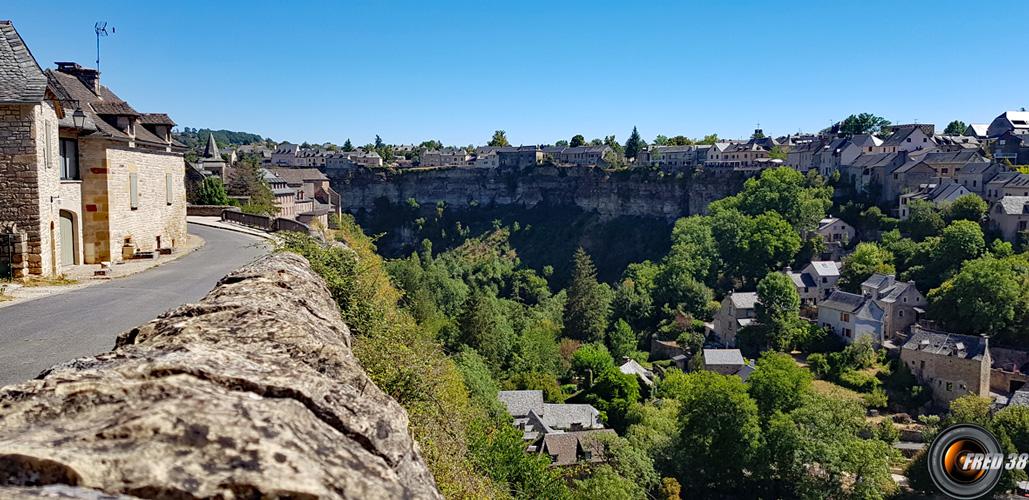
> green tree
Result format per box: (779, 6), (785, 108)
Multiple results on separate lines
(900, 199), (945, 241)
(944, 120), (967, 135)
(459, 290), (515, 369)
(838, 242), (894, 292)
(587, 368), (641, 432)
(713, 167), (833, 232)
(608, 319), (637, 361)
(624, 126), (646, 161)
(747, 352), (812, 418)
(570, 134), (586, 147)
(928, 255), (1029, 339)
(710, 209), (801, 285)
(612, 261), (660, 331)
(653, 135), (669, 146)
(342, 138), (354, 151)
(488, 130), (510, 147)
(697, 134), (719, 145)
(194, 176), (230, 205)
(751, 272), (807, 351)
(944, 193), (988, 222)
(661, 371), (761, 495)
(838, 113), (891, 135)
(571, 343), (616, 385)
(563, 248), (612, 342)
(226, 159), (277, 216)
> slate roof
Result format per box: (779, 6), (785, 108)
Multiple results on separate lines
(810, 261), (841, 277)
(729, 291), (759, 310)
(902, 324), (986, 360)
(203, 133), (221, 159)
(139, 113), (175, 126)
(0, 20), (46, 103)
(618, 359), (654, 386)
(498, 390), (544, 418)
(848, 152), (901, 168)
(787, 270), (816, 288)
(862, 273), (893, 290)
(821, 290), (867, 313)
(704, 349), (745, 366)
(966, 124), (989, 137)
(540, 403), (602, 430)
(998, 196), (1029, 215)
(1009, 390), (1029, 407)
(541, 430), (615, 466)
(267, 167), (328, 185)
(903, 183), (969, 204)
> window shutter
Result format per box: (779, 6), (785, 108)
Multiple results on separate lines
(129, 173), (139, 209)
(166, 173), (173, 205)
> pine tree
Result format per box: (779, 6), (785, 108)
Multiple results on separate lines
(342, 139), (354, 152)
(624, 126), (645, 160)
(563, 248), (612, 342)
(488, 130), (510, 147)
(227, 159), (277, 216)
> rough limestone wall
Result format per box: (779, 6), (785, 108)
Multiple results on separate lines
(0, 252), (441, 499)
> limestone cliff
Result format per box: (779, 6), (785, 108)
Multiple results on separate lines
(0, 253), (440, 499)
(329, 165), (747, 221)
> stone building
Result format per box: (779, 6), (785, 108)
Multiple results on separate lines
(711, 291), (759, 348)
(0, 21), (186, 276)
(900, 324), (991, 406)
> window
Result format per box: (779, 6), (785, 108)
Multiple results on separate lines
(946, 382), (953, 391)
(59, 139), (79, 180)
(844, 328), (852, 338)
(899, 310), (904, 318)
(840, 312), (850, 322)
(165, 173), (173, 206)
(129, 173), (139, 210)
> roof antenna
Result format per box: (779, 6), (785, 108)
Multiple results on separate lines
(94, 22), (114, 72)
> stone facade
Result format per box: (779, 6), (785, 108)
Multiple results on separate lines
(900, 325), (991, 406)
(0, 101), (61, 276)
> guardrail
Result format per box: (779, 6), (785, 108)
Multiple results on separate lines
(186, 205), (235, 217)
(221, 208), (321, 239)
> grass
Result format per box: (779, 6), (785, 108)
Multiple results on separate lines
(812, 379), (865, 403)
(19, 275), (79, 287)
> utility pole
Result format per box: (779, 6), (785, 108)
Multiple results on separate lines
(94, 22), (114, 72)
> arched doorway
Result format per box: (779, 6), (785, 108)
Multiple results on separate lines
(59, 210), (77, 266)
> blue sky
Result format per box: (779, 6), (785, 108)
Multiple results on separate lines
(7, 1), (1029, 146)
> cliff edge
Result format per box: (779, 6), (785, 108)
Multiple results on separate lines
(0, 253), (441, 499)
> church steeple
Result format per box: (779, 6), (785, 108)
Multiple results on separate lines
(203, 133), (221, 159)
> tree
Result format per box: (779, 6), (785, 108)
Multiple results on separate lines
(608, 319), (637, 361)
(710, 209), (801, 285)
(194, 176), (230, 205)
(603, 135), (624, 156)
(838, 242), (894, 292)
(667, 135), (693, 146)
(713, 167), (833, 232)
(747, 352), (812, 418)
(668, 371), (761, 496)
(586, 368), (641, 432)
(570, 134), (586, 147)
(342, 139), (354, 151)
(226, 159), (277, 216)
(374, 134), (384, 149)
(839, 113), (891, 135)
(750, 272), (807, 351)
(488, 130), (510, 147)
(653, 135), (669, 146)
(563, 248), (612, 342)
(944, 120), (967, 135)
(928, 255), (1029, 339)
(900, 199), (945, 241)
(458, 291), (515, 369)
(554, 139), (569, 147)
(624, 126), (646, 161)
(571, 343), (616, 386)
(944, 194), (988, 222)
(697, 134), (719, 145)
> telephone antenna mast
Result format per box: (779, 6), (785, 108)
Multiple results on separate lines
(94, 22), (114, 72)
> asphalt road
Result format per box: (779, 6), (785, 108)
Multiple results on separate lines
(0, 223), (269, 386)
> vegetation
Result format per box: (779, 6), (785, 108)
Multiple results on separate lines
(226, 158), (277, 216)
(193, 176), (231, 206)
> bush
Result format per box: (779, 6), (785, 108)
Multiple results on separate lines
(875, 419), (900, 444)
(863, 387), (889, 408)
(838, 368), (880, 392)
(806, 353), (830, 377)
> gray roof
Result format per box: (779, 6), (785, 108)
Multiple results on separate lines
(729, 291), (759, 310)
(902, 324), (986, 360)
(619, 359), (654, 386)
(998, 196), (1029, 216)
(203, 133), (221, 159)
(498, 390), (544, 418)
(703, 349), (745, 366)
(810, 261), (840, 277)
(861, 273), (894, 290)
(540, 403), (602, 430)
(1009, 390), (1029, 407)
(821, 290), (867, 313)
(787, 271), (816, 288)
(0, 21), (46, 103)
(267, 167), (328, 185)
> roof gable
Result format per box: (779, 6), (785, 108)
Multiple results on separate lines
(0, 20), (47, 103)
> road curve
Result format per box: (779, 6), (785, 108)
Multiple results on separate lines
(0, 223), (269, 386)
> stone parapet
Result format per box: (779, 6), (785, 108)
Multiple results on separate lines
(0, 253), (441, 499)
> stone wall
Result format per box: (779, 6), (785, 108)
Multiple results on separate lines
(0, 253), (441, 499)
(329, 165), (749, 222)
(900, 349), (990, 406)
(78, 139), (188, 263)
(0, 101), (62, 276)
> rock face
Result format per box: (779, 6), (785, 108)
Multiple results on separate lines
(329, 165), (748, 221)
(0, 253), (441, 499)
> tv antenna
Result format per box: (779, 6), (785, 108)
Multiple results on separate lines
(94, 22), (115, 72)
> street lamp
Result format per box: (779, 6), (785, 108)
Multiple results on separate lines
(71, 107), (86, 130)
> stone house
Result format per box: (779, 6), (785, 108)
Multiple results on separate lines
(197, 133), (227, 179)
(497, 390), (604, 443)
(989, 196), (1029, 242)
(420, 148), (470, 167)
(698, 348), (755, 381)
(860, 273), (926, 341)
(785, 137), (824, 173)
(964, 123), (989, 139)
(785, 260), (840, 305)
(992, 130), (1029, 165)
(817, 290), (885, 345)
(955, 161), (1003, 196)
(933, 134), (981, 152)
(1, 22), (186, 276)
(541, 145), (612, 168)
(324, 150), (383, 169)
(986, 110), (1029, 138)
(815, 216), (854, 259)
(472, 146), (500, 168)
(497, 146), (544, 169)
(260, 168), (298, 219)
(898, 183), (970, 219)
(538, 429), (616, 466)
(879, 124), (936, 154)
(271, 142), (300, 166)
(711, 291), (759, 347)
(984, 172), (1027, 203)
(900, 324), (991, 406)
(639, 145), (703, 172)
(267, 167), (341, 220)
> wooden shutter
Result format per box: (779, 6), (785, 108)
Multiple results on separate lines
(129, 173), (139, 209)
(165, 173), (173, 206)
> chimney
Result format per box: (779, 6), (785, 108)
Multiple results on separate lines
(55, 62), (100, 95)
